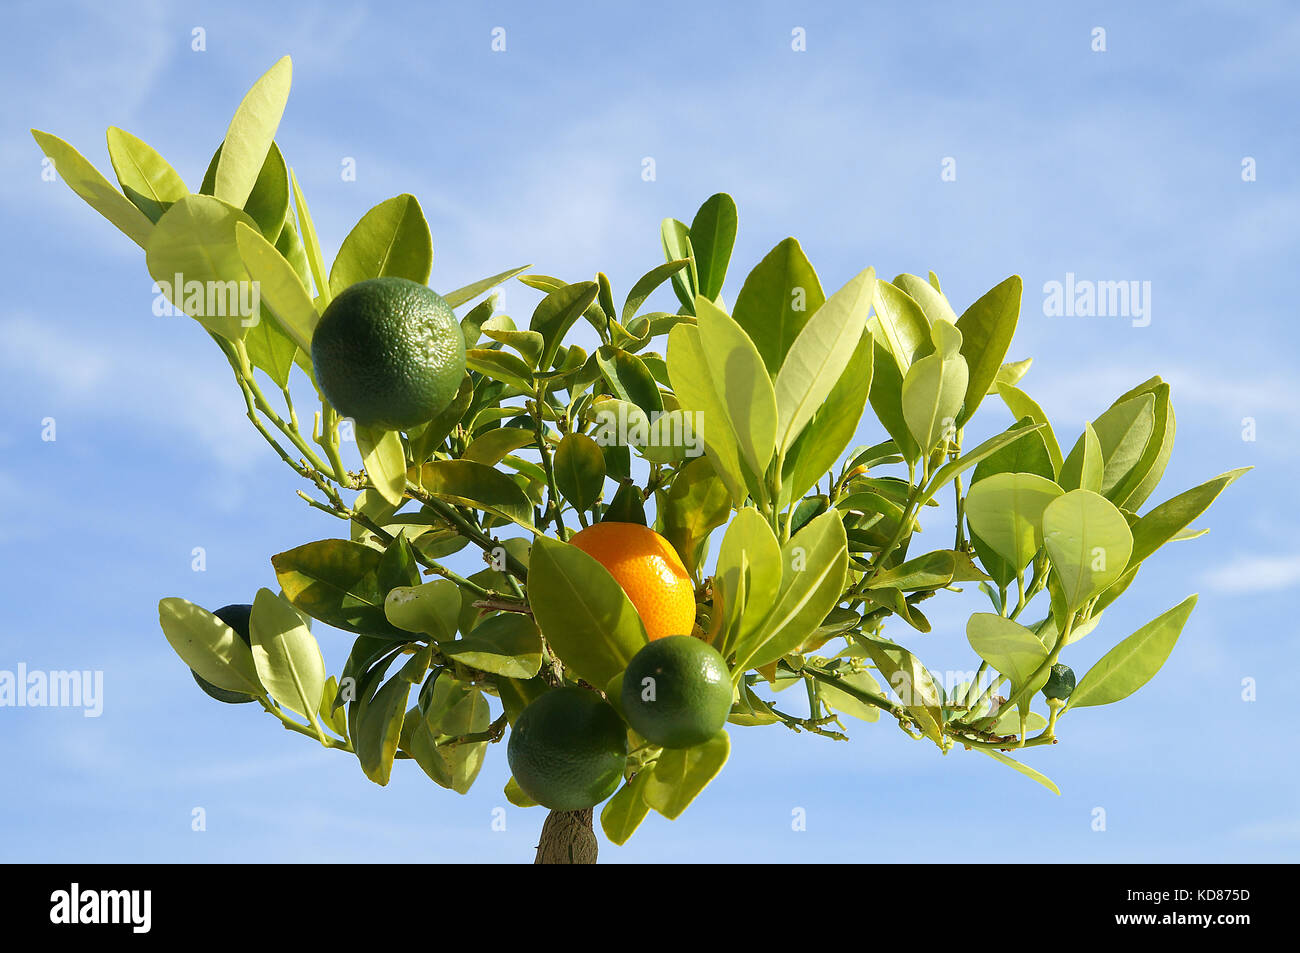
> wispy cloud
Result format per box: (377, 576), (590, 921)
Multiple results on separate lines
(1203, 554), (1300, 593)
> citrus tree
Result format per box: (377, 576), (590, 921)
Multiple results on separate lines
(34, 58), (1246, 863)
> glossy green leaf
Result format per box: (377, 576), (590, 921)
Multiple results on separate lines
(964, 472), (1063, 570)
(816, 666), (883, 722)
(867, 549), (991, 591)
(987, 358), (1033, 394)
(527, 536), (649, 686)
(666, 323), (750, 507)
(773, 267), (873, 453)
(466, 348), (534, 392)
(553, 432), (606, 510)
(893, 273), (958, 326)
(1129, 467), (1249, 564)
(660, 217), (698, 312)
(215, 56), (292, 208)
(954, 275), (1021, 426)
(996, 382), (1063, 476)
(358, 644), (430, 785)
(743, 511), (849, 669)
(690, 192), (738, 301)
(355, 425), (407, 506)
(596, 345), (663, 414)
(1110, 379), (1175, 510)
(1041, 490), (1133, 611)
(412, 460), (534, 528)
(443, 265), (530, 308)
(441, 613), (543, 679)
(1058, 421), (1103, 493)
(622, 259), (689, 324)
(902, 320), (968, 453)
(105, 126), (187, 223)
(158, 597), (263, 695)
(384, 579), (460, 640)
(530, 281), (599, 371)
(32, 129), (153, 247)
(146, 195), (258, 341)
(716, 507), (783, 658)
(970, 417), (1054, 483)
(976, 748), (1060, 795)
(234, 222), (317, 351)
(642, 731), (730, 819)
(658, 454), (730, 575)
(462, 427), (535, 466)
(870, 279), (930, 372)
(921, 420), (1047, 507)
(289, 169), (328, 301)
(328, 193), (432, 295)
(731, 237), (825, 376)
(600, 771), (653, 845)
(1068, 595), (1197, 709)
(857, 636), (944, 745)
(783, 328), (875, 503)
(696, 296), (778, 477)
(868, 337), (921, 464)
(201, 139), (291, 242)
(272, 538), (414, 639)
(249, 587), (327, 721)
(966, 613), (1049, 697)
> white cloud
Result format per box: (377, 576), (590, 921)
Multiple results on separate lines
(1203, 554), (1300, 593)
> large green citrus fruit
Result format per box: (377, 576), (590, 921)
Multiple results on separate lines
(1042, 663), (1076, 701)
(193, 604), (257, 704)
(310, 276), (465, 431)
(507, 687), (627, 811)
(621, 635), (732, 748)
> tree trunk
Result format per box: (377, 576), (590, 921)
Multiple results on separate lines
(534, 808), (598, 864)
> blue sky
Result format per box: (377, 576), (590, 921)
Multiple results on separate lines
(1, 0), (1297, 862)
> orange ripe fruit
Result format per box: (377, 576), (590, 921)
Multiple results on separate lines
(568, 522), (697, 641)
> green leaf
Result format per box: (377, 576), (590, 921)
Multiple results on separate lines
(696, 296), (778, 477)
(158, 597), (263, 695)
(1110, 379), (1175, 510)
(1066, 394), (1156, 499)
(920, 420), (1047, 507)
(954, 275), (1021, 426)
(1068, 595), (1197, 710)
(409, 375), (472, 462)
(783, 328), (875, 503)
(466, 348), (534, 392)
(200, 139), (291, 242)
(234, 222), (317, 351)
(384, 579), (461, 640)
(642, 732), (730, 820)
(857, 636), (944, 745)
(530, 281), (599, 371)
(658, 454), (731, 575)
(870, 279), (931, 373)
(988, 358), (1033, 394)
(894, 273), (959, 325)
(773, 267), (873, 454)
(970, 417), (1054, 483)
(462, 427), (535, 466)
(716, 507), (784, 658)
(603, 479), (648, 525)
(902, 320), (968, 453)
(816, 666), (883, 722)
(146, 195), (259, 341)
(1129, 468), (1250, 565)
(553, 432), (606, 511)
(868, 338), (921, 463)
(356, 425), (407, 507)
(1058, 421), (1104, 493)
(441, 613), (543, 678)
(272, 538), (413, 638)
(666, 323), (751, 507)
(743, 511), (849, 669)
(404, 675), (490, 792)
(527, 536), (649, 685)
(690, 193), (738, 301)
(867, 549), (991, 591)
(413, 460), (534, 528)
(996, 383), (1063, 476)
(289, 169), (328, 301)
(964, 472), (1063, 570)
(105, 126), (187, 223)
(1041, 490), (1133, 611)
(31, 129), (153, 247)
(622, 259), (689, 324)
(600, 771), (652, 845)
(358, 644), (430, 785)
(249, 588), (327, 721)
(975, 748), (1060, 795)
(443, 265), (530, 308)
(966, 613), (1049, 697)
(214, 56), (292, 208)
(328, 193), (432, 295)
(596, 345), (663, 414)
(731, 237), (825, 376)
(660, 218), (698, 312)
(482, 327), (544, 367)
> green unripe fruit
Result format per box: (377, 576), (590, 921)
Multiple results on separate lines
(310, 277), (465, 431)
(1042, 663), (1076, 701)
(621, 635), (732, 749)
(507, 687), (628, 811)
